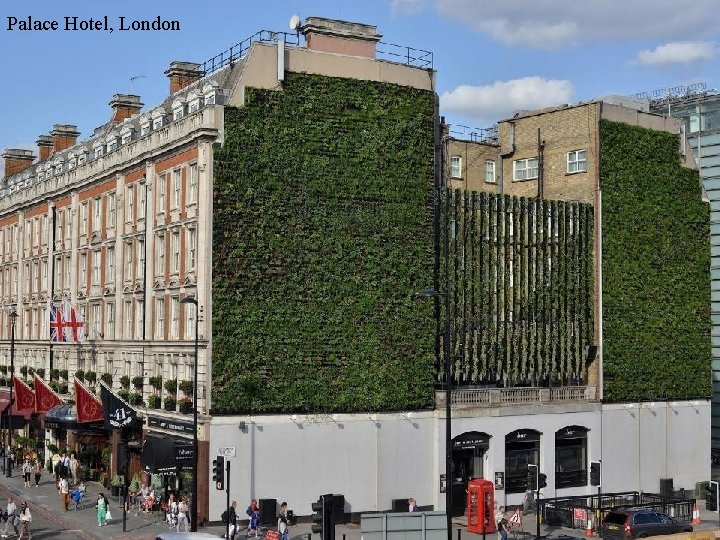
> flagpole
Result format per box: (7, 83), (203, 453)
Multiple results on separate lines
(5, 310), (17, 478)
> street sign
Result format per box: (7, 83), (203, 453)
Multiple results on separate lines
(217, 446), (236, 458)
(440, 473), (447, 493)
(494, 472), (505, 490)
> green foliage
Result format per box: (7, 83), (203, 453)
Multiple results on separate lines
(212, 72), (436, 413)
(74, 369), (84, 382)
(85, 371), (96, 384)
(118, 389), (130, 402)
(50, 368), (59, 380)
(100, 373), (113, 386)
(59, 369), (68, 380)
(34, 368), (44, 378)
(120, 375), (130, 389)
(148, 395), (161, 408)
(164, 397), (176, 411)
(129, 393), (144, 406)
(20, 366), (27, 377)
(129, 473), (141, 493)
(179, 380), (193, 395)
(164, 378), (177, 395)
(132, 376), (144, 389)
(600, 120), (711, 401)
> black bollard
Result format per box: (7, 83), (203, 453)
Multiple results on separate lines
(457, 527), (462, 540)
(307, 534), (312, 540)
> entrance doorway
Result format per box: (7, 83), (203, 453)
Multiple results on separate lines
(451, 431), (491, 516)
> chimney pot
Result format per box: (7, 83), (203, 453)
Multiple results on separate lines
(2, 149), (35, 178)
(50, 124), (80, 154)
(165, 61), (204, 93)
(109, 94), (144, 124)
(36, 135), (54, 162)
(301, 17), (381, 58)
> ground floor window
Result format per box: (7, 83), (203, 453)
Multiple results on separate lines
(555, 425), (588, 488)
(505, 429), (540, 493)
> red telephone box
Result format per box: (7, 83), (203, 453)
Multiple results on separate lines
(466, 479), (495, 534)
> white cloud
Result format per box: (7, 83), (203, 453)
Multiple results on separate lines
(634, 41), (717, 65)
(391, 0), (427, 15)
(440, 77), (575, 123)
(433, 0), (720, 49)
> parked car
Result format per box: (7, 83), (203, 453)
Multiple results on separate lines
(601, 509), (692, 539)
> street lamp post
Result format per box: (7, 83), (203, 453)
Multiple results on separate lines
(180, 295), (199, 532)
(415, 288), (452, 540)
(5, 310), (18, 478)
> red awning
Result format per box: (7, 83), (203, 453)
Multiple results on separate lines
(0, 390), (33, 419)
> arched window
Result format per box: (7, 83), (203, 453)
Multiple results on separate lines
(555, 425), (589, 488)
(505, 429), (541, 493)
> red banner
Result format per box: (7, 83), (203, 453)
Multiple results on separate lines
(12, 376), (35, 412)
(34, 374), (63, 413)
(74, 378), (103, 423)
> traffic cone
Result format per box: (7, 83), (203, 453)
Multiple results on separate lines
(692, 503), (702, 525)
(585, 517), (595, 537)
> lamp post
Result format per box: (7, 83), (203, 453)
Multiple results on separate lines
(5, 309), (17, 478)
(180, 295), (199, 532)
(415, 288), (452, 540)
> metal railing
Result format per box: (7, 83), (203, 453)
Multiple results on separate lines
(449, 124), (498, 144)
(450, 385), (597, 407)
(376, 41), (433, 69)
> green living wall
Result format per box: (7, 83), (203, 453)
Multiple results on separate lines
(601, 119), (711, 401)
(211, 72), (436, 414)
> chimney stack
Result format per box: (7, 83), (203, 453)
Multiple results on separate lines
(2, 149), (35, 178)
(301, 17), (381, 59)
(50, 124), (80, 154)
(165, 61), (204, 94)
(109, 94), (144, 124)
(37, 135), (53, 162)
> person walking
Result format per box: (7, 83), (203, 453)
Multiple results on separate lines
(246, 499), (259, 538)
(0, 497), (18, 538)
(176, 497), (189, 533)
(16, 502), (31, 540)
(226, 501), (238, 540)
(32, 461), (41, 488)
(21, 460), (31, 488)
(277, 502), (289, 540)
(69, 455), (78, 486)
(96, 493), (109, 526)
(58, 477), (69, 512)
(496, 507), (509, 540)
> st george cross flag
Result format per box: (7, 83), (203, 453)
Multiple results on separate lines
(34, 374), (63, 413)
(99, 382), (137, 430)
(62, 301), (85, 343)
(74, 378), (103, 423)
(12, 376), (35, 412)
(49, 303), (66, 343)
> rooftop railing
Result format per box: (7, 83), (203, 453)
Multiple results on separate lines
(445, 385), (597, 407)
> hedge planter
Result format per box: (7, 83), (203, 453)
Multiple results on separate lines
(179, 400), (193, 414)
(148, 395), (161, 409)
(164, 398), (176, 411)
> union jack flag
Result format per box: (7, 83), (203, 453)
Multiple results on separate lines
(49, 301), (84, 343)
(50, 303), (66, 343)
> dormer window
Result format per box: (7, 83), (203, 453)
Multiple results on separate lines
(106, 132), (119, 153)
(68, 152), (77, 170)
(54, 161), (64, 175)
(46, 166), (54, 178)
(151, 108), (166, 130)
(93, 144), (104, 159)
(187, 90), (201, 113)
(121, 127), (134, 145)
(141, 123), (151, 137)
(107, 140), (117, 152)
(172, 98), (185, 121)
(202, 81), (219, 106)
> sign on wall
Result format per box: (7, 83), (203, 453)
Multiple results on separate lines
(494, 472), (505, 490)
(440, 473), (447, 493)
(217, 446), (236, 458)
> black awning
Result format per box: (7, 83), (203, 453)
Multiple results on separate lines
(452, 431), (491, 450)
(44, 402), (103, 430)
(141, 433), (194, 475)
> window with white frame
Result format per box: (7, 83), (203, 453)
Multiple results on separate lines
(24, 222), (30, 248)
(188, 164), (198, 204)
(171, 231), (180, 273)
(172, 99), (185, 121)
(156, 234), (165, 275)
(185, 301), (196, 340)
(77, 153), (86, 166)
(188, 91), (201, 113)
(80, 202), (88, 234)
(42, 259), (47, 290)
(65, 208), (72, 239)
(450, 155), (462, 178)
(32, 308), (38, 339)
(92, 198), (101, 232)
(155, 298), (165, 339)
(170, 296), (180, 339)
(172, 169), (181, 209)
(94, 145), (104, 159)
(187, 227), (196, 271)
(121, 128), (134, 145)
(125, 242), (133, 280)
(107, 139), (117, 153)
(157, 174), (166, 214)
(152, 116), (164, 130)
(108, 192), (116, 227)
(54, 162), (63, 175)
(513, 157), (539, 181)
(136, 299), (144, 338)
(33, 218), (40, 247)
(91, 304), (101, 339)
(92, 250), (101, 285)
(13, 265), (17, 295)
(42, 215), (48, 244)
(567, 149), (587, 173)
(485, 160), (496, 183)
(140, 123), (151, 137)
(80, 253), (87, 287)
(105, 303), (115, 339)
(106, 246), (115, 283)
(138, 183), (146, 219)
(136, 239), (144, 277)
(68, 156), (77, 170)
(54, 256), (62, 289)
(32, 261), (39, 292)
(124, 300), (132, 338)
(64, 255), (70, 288)
(126, 185), (134, 222)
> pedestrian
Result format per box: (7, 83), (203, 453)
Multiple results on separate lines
(226, 500), (238, 540)
(496, 507), (508, 540)
(408, 498), (419, 512)
(176, 496), (189, 533)
(21, 460), (31, 488)
(69, 455), (78, 485)
(58, 477), (69, 512)
(0, 497), (18, 538)
(246, 499), (259, 538)
(32, 461), (41, 488)
(277, 502), (289, 540)
(16, 502), (31, 540)
(96, 493), (108, 526)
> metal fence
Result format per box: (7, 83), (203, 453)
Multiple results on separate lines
(541, 491), (695, 529)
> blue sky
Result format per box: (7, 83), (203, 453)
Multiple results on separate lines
(0, 0), (718, 173)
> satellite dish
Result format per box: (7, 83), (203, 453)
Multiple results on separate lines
(289, 15), (301, 30)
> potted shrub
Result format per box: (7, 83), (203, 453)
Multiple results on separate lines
(28, 367), (35, 376)
(132, 376), (144, 390)
(120, 375), (130, 389)
(111, 475), (124, 497)
(164, 379), (178, 395)
(100, 373), (113, 386)
(35, 368), (45, 379)
(75, 370), (85, 382)
(179, 380), (194, 396)
(129, 393), (144, 406)
(179, 398), (193, 414)
(19, 366), (28, 378)
(149, 376), (163, 392)
(129, 473), (141, 494)
(164, 397), (176, 411)
(59, 369), (68, 380)
(118, 389), (130, 402)
(50, 368), (59, 380)
(85, 371), (97, 384)
(59, 382), (68, 394)
(28, 380), (34, 390)
(0, 377), (6, 387)
(49, 381), (59, 391)
(148, 395), (161, 409)
(0, 366), (6, 374)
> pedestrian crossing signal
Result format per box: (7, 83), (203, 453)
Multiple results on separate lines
(213, 456), (225, 490)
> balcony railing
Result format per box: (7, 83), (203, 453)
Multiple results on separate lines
(445, 385), (597, 407)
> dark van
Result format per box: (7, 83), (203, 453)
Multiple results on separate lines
(601, 509), (692, 540)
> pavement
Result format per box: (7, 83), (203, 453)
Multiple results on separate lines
(0, 468), (718, 540)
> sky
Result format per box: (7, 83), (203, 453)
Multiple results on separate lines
(0, 0), (718, 176)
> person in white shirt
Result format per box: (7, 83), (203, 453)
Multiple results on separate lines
(17, 502), (31, 540)
(176, 497), (189, 533)
(58, 477), (69, 512)
(1, 497), (17, 537)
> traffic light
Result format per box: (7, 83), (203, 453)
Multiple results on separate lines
(527, 471), (537, 491)
(311, 494), (335, 540)
(538, 473), (547, 489)
(212, 456), (225, 490)
(707, 484), (717, 511)
(590, 461), (601, 486)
